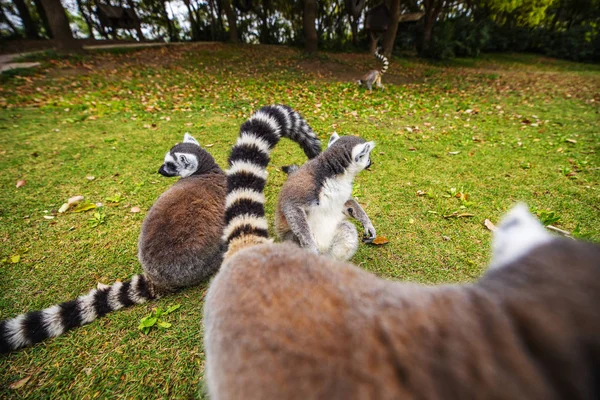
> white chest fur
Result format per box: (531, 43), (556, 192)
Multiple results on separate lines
(306, 174), (354, 252)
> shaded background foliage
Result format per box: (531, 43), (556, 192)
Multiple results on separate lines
(1, 0), (598, 60)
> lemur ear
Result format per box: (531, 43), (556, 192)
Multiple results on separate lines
(183, 133), (200, 146)
(328, 132), (340, 148)
(489, 203), (552, 270)
(353, 141), (375, 162)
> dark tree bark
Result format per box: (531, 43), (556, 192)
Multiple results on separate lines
(381, 0), (401, 57)
(349, 14), (358, 46)
(32, 0), (53, 38)
(161, 0), (177, 41)
(126, 0), (146, 40)
(182, 0), (200, 40)
(39, 0), (81, 52)
(303, 0), (318, 53)
(222, 0), (239, 42)
(420, 0), (446, 55)
(75, 0), (94, 38)
(14, 0), (40, 39)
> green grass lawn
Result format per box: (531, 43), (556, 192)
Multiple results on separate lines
(1, 43), (599, 397)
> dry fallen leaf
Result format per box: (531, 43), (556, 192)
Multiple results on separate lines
(416, 190), (427, 196)
(205, 144), (214, 148)
(86, 176), (95, 181)
(442, 235), (451, 241)
(68, 195), (84, 205)
(484, 219), (497, 232)
(370, 236), (389, 245)
(131, 206), (141, 213)
(9, 376), (30, 389)
(448, 151), (461, 155)
(16, 179), (26, 188)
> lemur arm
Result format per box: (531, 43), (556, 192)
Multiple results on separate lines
(343, 198), (376, 242)
(283, 205), (319, 253)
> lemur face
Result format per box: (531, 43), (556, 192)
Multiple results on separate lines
(351, 141), (375, 172)
(158, 133), (201, 178)
(327, 133), (375, 175)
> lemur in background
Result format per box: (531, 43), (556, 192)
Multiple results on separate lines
(0, 105), (321, 354)
(357, 47), (389, 92)
(275, 132), (376, 261)
(206, 187), (600, 400)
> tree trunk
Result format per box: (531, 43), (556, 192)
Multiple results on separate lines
(420, 0), (445, 55)
(125, 0), (146, 40)
(208, 0), (217, 41)
(39, 0), (81, 52)
(349, 14), (358, 46)
(303, 0), (318, 53)
(369, 31), (380, 53)
(162, 0), (177, 41)
(0, 6), (20, 35)
(32, 0), (53, 38)
(222, 0), (238, 42)
(381, 0), (401, 57)
(182, 0), (200, 40)
(14, 0), (40, 39)
(75, 0), (94, 38)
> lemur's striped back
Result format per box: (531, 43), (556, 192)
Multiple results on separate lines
(223, 105), (321, 256)
(0, 274), (155, 353)
(375, 50), (389, 75)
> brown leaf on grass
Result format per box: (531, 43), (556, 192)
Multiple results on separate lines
(443, 212), (474, 219)
(131, 206), (141, 213)
(9, 376), (30, 389)
(484, 219), (497, 232)
(416, 190), (427, 196)
(370, 236), (389, 245)
(16, 179), (26, 188)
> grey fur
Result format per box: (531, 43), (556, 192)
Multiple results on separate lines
(275, 133), (376, 260)
(357, 49), (389, 92)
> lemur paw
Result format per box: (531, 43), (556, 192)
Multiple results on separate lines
(362, 225), (376, 243)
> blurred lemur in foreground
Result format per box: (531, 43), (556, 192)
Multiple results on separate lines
(276, 132), (377, 260)
(206, 189), (600, 400)
(357, 48), (389, 91)
(0, 105), (321, 353)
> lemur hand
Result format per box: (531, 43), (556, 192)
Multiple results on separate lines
(362, 224), (376, 243)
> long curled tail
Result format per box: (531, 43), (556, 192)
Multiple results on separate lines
(375, 49), (389, 75)
(0, 274), (156, 354)
(223, 105), (321, 257)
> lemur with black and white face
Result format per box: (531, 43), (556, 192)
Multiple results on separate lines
(275, 132), (376, 261)
(0, 105), (321, 354)
(357, 48), (389, 92)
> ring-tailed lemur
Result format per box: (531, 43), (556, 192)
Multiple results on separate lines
(274, 132), (376, 261)
(357, 48), (389, 92)
(206, 196), (600, 400)
(0, 105), (321, 354)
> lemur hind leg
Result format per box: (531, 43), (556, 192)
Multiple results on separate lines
(328, 220), (359, 261)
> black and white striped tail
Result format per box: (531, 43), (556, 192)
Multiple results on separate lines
(0, 274), (155, 354)
(375, 50), (389, 75)
(223, 105), (321, 249)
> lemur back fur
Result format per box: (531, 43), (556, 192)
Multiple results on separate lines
(358, 48), (389, 92)
(0, 105), (321, 354)
(205, 203), (600, 400)
(275, 132), (376, 260)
